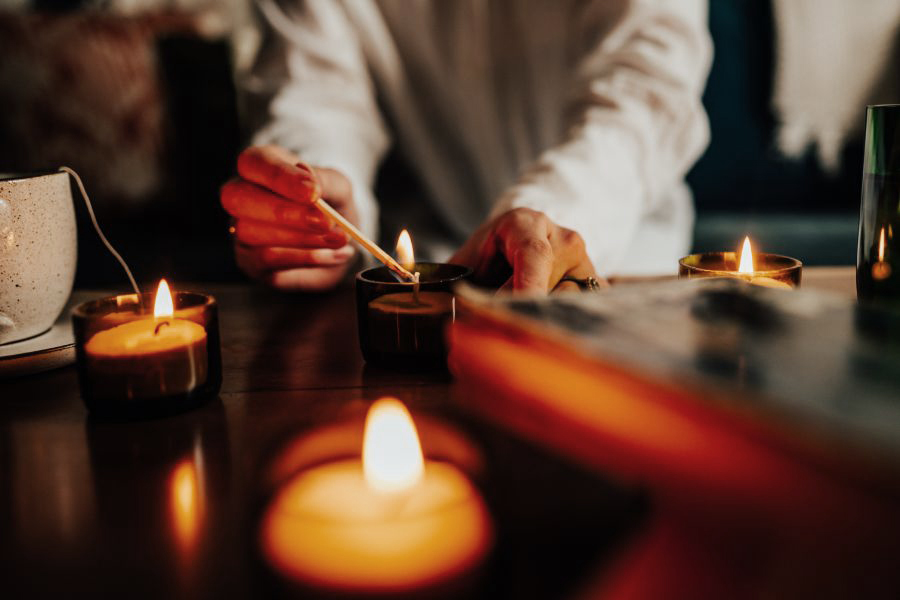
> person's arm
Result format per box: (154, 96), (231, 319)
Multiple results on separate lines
(488, 0), (712, 274)
(222, 0), (389, 290)
(249, 0), (389, 241)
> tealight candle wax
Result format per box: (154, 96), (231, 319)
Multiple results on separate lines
(73, 280), (221, 418)
(679, 237), (802, 289)
(259, 398), (492, 594)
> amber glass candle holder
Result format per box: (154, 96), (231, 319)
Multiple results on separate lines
(356, 263), (471, 370)
(679, 252), (802, 288)
(72, 291), (222, 419)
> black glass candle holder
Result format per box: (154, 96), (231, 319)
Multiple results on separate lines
(356, 263), (471, 370)
(72, 291), (222, 419)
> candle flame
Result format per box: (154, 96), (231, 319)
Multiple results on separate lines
(154, 279), (174, 318)
(879, 227), (887, 262)
(738, 237), (755, 274)
(396, 230), (415, 274)
(363, 398), (424, 493)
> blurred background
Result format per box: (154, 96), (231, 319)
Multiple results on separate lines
(0, 0), (897, 286)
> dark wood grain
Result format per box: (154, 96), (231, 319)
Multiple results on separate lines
(0, 269), (862, 599)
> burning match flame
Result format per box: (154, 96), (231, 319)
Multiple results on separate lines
(396, 230), (415, 274)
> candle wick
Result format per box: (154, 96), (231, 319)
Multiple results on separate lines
(154, 321), (170, 336)
(412, 272), (421, 305)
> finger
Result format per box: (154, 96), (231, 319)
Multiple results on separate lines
(222, 179), (332, 232)
(506, 236), (554, 293)
(547, 227), (592, 288)
(551, 259), (609, 294)
(490, 209), (555, 293)
(267, 267), (349, 292)
(565, 263), (609, 289)
(551, 281), (582, 294)
(237, 146), (319, 205)
(306, 166), (354, 210)
(241, 245), (355, 271)
(234, 218), (348, 248)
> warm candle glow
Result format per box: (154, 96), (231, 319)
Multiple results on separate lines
(363, 398), (424, 493)
(154, 279), (174, 319)
(396, 230), (415, 274)
(259, 398), (493, 591)
(170, 458), (202, 554)
(738, 237), (755, 274)
(873, 227), (893, 280)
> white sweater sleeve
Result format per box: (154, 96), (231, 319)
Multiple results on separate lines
(248, 0), (390, 242)
(491, 0), (712, 272)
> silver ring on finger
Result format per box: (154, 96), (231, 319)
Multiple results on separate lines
(558, 275), (602, 292)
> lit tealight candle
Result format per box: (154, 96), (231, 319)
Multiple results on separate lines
(357, 231), (470, 369)
(737, 237), (792, 289)
(679, 236), (802, 288)
(83, 280), (208, 399)
(260, 398), (492, 594)
(368, 230), (455, 321)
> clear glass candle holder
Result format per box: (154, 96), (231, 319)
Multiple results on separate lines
(679, 252), (802, 289)
(356, 263), (471, 370)
(72, 291), (222, 419)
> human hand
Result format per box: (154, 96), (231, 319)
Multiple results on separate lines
(450, 208), (606, 294)
(221, 145), (357, 291)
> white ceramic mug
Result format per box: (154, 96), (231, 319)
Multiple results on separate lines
(0, 171), (77, 344)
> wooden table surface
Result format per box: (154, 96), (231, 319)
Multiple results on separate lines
(0, 267), (858, 598)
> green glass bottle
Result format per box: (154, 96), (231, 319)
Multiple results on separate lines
(857, 104), (900, 304)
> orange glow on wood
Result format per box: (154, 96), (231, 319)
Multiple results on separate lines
(170, 459), (203, 554)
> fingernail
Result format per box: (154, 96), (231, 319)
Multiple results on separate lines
(284, 208), (307, 223)
(303, 215), (327, 230)
(333, 245), (354, 260)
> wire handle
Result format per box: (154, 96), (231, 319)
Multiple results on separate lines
(59, 166), (141, 298)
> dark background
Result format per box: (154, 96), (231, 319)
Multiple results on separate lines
(0, 0), (877, 288)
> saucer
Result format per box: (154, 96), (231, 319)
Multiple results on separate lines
(0, 293), (86, 378)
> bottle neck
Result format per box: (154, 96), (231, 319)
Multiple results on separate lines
(864, 104), (900, 176)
